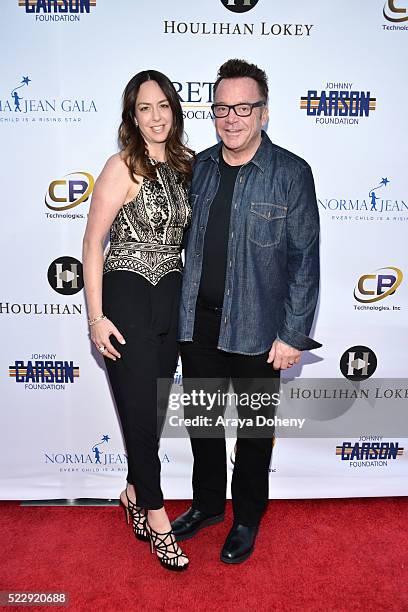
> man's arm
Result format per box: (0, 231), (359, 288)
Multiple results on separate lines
(277, 163), (322, 353)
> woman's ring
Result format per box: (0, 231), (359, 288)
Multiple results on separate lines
(98, 345), (106, 353)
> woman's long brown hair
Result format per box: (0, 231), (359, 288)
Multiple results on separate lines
(118, 70), (194, 184)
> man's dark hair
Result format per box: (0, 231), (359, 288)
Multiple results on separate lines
(213, 59), (268, 101)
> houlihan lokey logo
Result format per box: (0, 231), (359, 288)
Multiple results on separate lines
(47, 257), (84, 295)
(339, 346), (378, 381)
(221, 0), (260, 12)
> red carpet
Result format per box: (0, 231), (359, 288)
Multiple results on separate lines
(1, 498), (407, 611)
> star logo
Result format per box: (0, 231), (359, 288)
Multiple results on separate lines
(21, 76), (31, 86)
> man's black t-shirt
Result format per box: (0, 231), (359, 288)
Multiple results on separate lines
(198, 153), (242, 307)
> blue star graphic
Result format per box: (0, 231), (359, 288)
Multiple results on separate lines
(21, 76), (31, 86)
(102, 434), (110, 443)
(380, 177), (389, 186)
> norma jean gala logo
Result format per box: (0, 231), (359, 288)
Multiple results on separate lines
(0, 76), (97, 123)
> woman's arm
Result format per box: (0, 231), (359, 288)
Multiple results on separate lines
(82, 154), (141, 360)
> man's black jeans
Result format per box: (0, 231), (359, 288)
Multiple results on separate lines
(180, 302), (280, 527)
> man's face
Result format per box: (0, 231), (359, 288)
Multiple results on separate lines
(214, 77), (268, 157)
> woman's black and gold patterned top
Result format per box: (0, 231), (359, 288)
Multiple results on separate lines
(103, 160), (191, 285)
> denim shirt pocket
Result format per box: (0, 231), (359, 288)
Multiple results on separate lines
(248, 202), (287, 247)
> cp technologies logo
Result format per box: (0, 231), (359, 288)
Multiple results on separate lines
(173, 80), (214, 121)
(0, 75), (97, 126)
(383, 0), (408, 29)
(48, 257), (84, 295)
(318, 176), (408, 223)
(9, 353), (79, 390)
(221, 0), (259, 12)
(354, 267), (403, 309)
(336, 437), (404, 468)
(18, 0), (96, 22)
(340, 346), (377, 381)
(45, 171), (94, 218)
(300, 82), (376, 125)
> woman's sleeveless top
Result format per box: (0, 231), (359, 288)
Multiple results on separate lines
(103, 160), (191, 285)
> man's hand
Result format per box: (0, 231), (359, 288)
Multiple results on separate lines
(267, 340), (301, 370)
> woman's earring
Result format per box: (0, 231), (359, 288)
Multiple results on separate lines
(134, 119), (139, 127)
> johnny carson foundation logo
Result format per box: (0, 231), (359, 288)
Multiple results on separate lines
(19, 0), (96, 22)
(336, 437), (404, 468)
(48, 257), (84, 295)
(0, 75), (97, 126)
(340, 346), (377, 381)
(45, 171), (94, 218)
(300, 82), (376, 125)
(383, 0), (408, 29)
(354, 267), (403, 311)
(318, 176), (408, 223)
(9, 353), (79, 390)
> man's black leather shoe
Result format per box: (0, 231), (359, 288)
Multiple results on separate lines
(171, 507), (225, 541)
(220, 523), (259, 564)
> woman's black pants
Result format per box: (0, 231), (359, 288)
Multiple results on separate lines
(102, 271), (180, 510)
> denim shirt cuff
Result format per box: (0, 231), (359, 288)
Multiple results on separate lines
(277, 326), (322, 351)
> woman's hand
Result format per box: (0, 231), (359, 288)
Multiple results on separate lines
(90, 318), (126, 361)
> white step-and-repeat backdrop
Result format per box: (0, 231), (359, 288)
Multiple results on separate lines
(1, 0), (407, 500)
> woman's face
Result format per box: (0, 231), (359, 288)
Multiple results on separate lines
(134, 80), (173, 147)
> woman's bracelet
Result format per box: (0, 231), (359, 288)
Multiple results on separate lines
(88, 314), (107, 327)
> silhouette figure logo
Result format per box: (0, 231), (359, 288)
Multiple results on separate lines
(92, 434), (111, 464)
(11, 76), (31, 111)
(369, 177), (390, 211)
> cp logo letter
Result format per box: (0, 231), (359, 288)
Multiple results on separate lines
(45, 172), (95, 211)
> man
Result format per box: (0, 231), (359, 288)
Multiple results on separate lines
(173, 59), (321, 564)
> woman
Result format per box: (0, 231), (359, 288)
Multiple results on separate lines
(82, 70), (193, 571)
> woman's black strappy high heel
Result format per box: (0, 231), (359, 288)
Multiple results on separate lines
(120, 489), (149, 542)
(145, 521), (189, 571)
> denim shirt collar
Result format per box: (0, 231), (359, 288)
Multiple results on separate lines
(200, 130), (272, 174)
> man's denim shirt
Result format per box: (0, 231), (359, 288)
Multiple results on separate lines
(179, 131), (321, 355)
